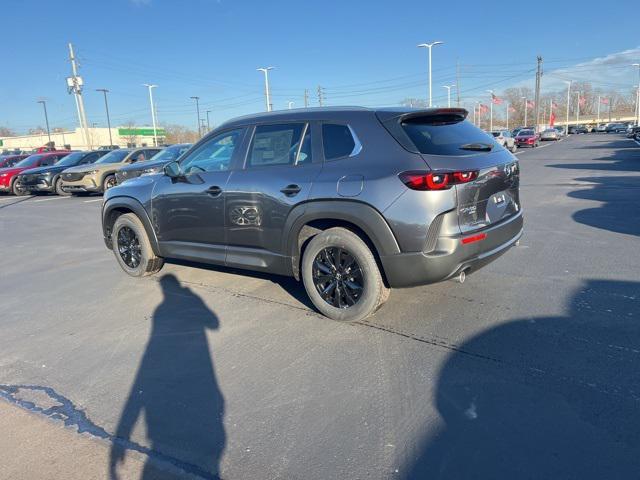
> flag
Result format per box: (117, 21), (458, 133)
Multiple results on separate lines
(601, 98), (609, 105)
(579, 96), (586, 107)
(552, 101), (558, 109)
(549, 112), (556, 126)
(526, 100), (535, 109)
(479, 104), (489, 114)
(491, 93), (503, 105)
(508, 106), (516, 113)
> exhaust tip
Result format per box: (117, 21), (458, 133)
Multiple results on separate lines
(453, 269), (468, 284)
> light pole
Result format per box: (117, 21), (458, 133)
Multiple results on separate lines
(506, 103), (510, 130)
(443, 85), (455, 107)
(596, 95), (601, 127)
(575, 91), (581, 127)
(632, 64), (640, 126)
(288, 101), (294, 110)
(206, 110), (211, 131)
(143, 84), (158, 146)
(477, 101), (482, 129)
(563, 80), (571, 134)
(96, 89), (113, 147)
(257, 67), (274, 112)
(190, 96), (201, 137)
(487, 90), (494, 132)
(37, 100), (51, 144)
(417, 41), (443, 107)
(521, 96), (528, 127)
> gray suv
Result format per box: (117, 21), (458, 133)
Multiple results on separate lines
(102, 107), (523, 321)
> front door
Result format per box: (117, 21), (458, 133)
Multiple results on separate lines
(151, 128), (246, 263)
(224, 122), (321, 270)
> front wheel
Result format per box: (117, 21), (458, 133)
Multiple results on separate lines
(11, 179), (26, 196)
(54, 177), (70, 196)
(112, 213), (164, 277)
(301, 227), (389, 322)
(510, 144), (517, 153)
(102, 174), (117, 193)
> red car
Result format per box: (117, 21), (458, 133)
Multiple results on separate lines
(514, 129), (539, 148)
(0, 154), (29, 169)
(0, 151), (70, 195)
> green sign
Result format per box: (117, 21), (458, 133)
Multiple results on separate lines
(117, 128), (166, 137)
(0, 140), (3, 146)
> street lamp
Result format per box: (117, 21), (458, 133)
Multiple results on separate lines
(143, 84), (158, 146)
(37, 100), (51, 144)
(487, 90), (494, 131)
(417, 41), (443, 107)
(443, 84), (455, 108)
(96, 89), (113, 147)
(563, 80), (572, 133)
(521, 96), (528, 127)
(257, 67), (274, 112)
(190, 96), (201, 137)
(632, 64), (640, 126)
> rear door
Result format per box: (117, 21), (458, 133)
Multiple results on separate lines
(224, 122), (321, 267)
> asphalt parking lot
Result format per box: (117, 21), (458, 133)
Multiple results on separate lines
(1, 134), (639, 479)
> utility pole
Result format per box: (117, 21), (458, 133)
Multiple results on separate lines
(522, 96), (528, 127)
(533, 55), (543, 133)
(143, 84), (159, 146)
(455, 60), (461, 107)
(67, 43), (91, 149)
(633, 64), (640, 126)
(304, 89), (309, 108)
(190, 96), (201, 138)
(257, 67), (274, 112)
(96, 89), (113, 147)
(487, 90), (494, 131)
(443, 85), (455, 108)
(575, 91), (581, 127)
(506, 103), (510, 130)
(37, 100), (51, 144)
(206, 110), (211, 131)
(563, 80), (571, 133)
(317, 86), (324, 106)
(596, 95), (601, 126)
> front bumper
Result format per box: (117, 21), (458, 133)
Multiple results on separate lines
(22, 178), (54, 192)
(61, 177), (101, 193)
(380, 211), (523, 288)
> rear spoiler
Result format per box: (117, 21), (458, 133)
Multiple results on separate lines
(376, 108), (469, 153)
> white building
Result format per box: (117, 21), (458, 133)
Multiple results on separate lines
(0, 126), (166, 152)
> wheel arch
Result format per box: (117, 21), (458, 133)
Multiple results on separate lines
(102, 196), (160, 255)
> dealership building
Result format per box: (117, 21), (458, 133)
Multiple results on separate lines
(0, 126), (166, 152)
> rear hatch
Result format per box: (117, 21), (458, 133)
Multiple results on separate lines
(377, 108), (520, 234)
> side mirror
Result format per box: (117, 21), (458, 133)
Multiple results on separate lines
(164, 161), (182, 179)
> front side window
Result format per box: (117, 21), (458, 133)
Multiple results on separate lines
(181, 129), (242, 174)
(322, 124), (357, 160)
(247, 123), (307, 168)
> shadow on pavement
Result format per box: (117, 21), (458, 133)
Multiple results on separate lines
(110, 274), (224, 480)
(404, 279), (640, 479)
(549, 139), (640, 172)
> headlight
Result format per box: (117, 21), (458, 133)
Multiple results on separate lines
(141, 166), (163, 176)
(84, 170), (99, 175)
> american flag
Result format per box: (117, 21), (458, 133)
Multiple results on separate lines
(579, 96), (586, 107)
(551, 101), (558, 109)
(491, 93), (503, 105)
(601, 98), (609, 105)
(479, 104), (489, 114)
(508, 106), (516, 113)
(526, 100), (535, 109)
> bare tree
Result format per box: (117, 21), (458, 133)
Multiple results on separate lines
(399, 98), (428, 109)
(0, 127), (16, 137)
(121, 121), (139, 147)
(163, 124), (199, 144)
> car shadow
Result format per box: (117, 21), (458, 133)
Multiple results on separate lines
(109, 274), (225, 480)
(549, 139), (640, 172)
(403, 279), (640, 479)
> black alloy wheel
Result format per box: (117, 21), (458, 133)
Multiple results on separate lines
(117, 226), (142, 269)
(312, 247), (364, 308)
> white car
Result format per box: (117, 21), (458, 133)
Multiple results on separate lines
(490, 130), (517, 153)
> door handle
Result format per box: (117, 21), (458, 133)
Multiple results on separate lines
(280, 184), (302, 196)
(206, 185), (223, 196)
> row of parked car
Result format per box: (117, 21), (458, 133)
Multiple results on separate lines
(0, 144), (192, 196)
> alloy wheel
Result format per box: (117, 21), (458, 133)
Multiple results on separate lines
(312, 247), (364, 308)
(117, 226), (142, 269)
(105, 176), (117, 190)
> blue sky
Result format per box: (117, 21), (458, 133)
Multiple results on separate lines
(2, 0), (639, 133)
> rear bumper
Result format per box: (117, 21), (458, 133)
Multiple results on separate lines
(380, 211), (523, 288)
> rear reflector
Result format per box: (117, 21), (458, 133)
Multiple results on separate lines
(399, 170), (478, 191)
(461, 233), (487, 245)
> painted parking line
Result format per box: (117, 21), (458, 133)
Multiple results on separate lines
(33, 196), (72, 203)
(83, 199), (103, 203)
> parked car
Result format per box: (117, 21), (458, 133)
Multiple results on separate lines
(490, 130), (517, 153)
(514, 129), (539, 147)
(0, 154), (29, 169)
(605, 123), (627, 133)
(17, 150), (109, 195)
(540, 128), (560, 141)
(596, 124), (607, 133)
(115, 143), (192, 185)
(60, 147), (161, 194)
(0, 152), (70, 195)
(625, 125), (640, 138)
(553, 126), (566, 137)
(102, 107), (523, 322)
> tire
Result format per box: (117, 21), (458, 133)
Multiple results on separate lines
(54, 177), (70, 196)
(510, 144), (517, 153)
(102, 174), (116, 193)
(11, 179), (26, 196)
(301, 227), (389, 322)
(111, 213), (164, 277)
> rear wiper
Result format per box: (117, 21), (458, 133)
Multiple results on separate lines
(459, 143), (494, 152)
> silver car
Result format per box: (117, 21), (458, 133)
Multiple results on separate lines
(540, 128), (560, 141)
(491, 130), (517, 152)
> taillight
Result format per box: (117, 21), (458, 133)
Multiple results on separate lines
(399, 170), (478, 191)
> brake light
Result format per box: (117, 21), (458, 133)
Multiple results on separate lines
(399, 170), (478, 191)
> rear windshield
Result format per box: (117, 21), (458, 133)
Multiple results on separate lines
(401, 115), (495, 155)
(518, 130), (534, 136)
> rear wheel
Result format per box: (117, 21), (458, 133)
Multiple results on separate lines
(510, 143), (517, 153)
(301, 227), (389, 322)
(54, 177), (70, 196)
(112, 213), (164, 277)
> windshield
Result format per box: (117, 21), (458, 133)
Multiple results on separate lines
(518, 130), (534, 136)
(95, 149), (130, 164)
(490, 132), (500, 137)
(56, 152), (87, 167)
(15, 154), (45, 168)
(149, 145), (192, 163)
(401, 116), (495, 155)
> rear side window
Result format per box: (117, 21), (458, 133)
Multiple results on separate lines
(322, 124), (356, 160)
(401, 115), (494, 155)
